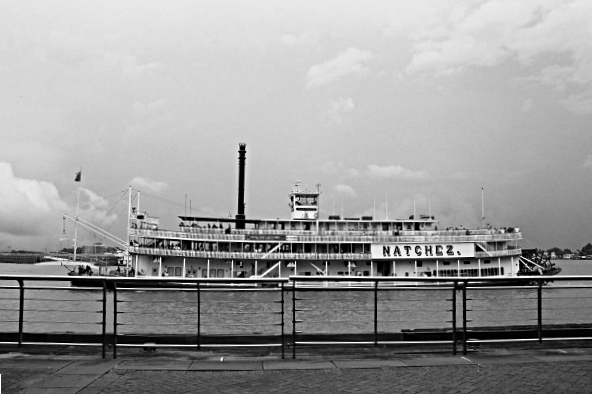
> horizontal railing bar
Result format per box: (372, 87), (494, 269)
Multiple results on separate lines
(468, 337), (592, 344)
(116, 343), (283, 348)
(467, 308), (538, 311)
(117, 323), (198, 326)
(115, 287), (283, 293)
(22, 299), (102, 303)
(116, 300), (196, 304)
(542, 286), (592, 289)
(290, 275), (592, 282)
(2, 275), (592, 287)
(0, 275), (289, 284)
(291, 286), (455, 291)
(22, 309), (103, 313)
(21, 342), (104, 347)
(24, 320), (102, 324)
(295, 340), (453, 345)
(25, 286), (103, 291)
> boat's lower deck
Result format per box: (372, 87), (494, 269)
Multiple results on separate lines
(129, 254), (522, 279)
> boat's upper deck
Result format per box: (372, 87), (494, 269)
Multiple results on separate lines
(129, 213), (521, 243)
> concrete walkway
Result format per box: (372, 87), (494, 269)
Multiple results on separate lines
(2, 345), (592, 393)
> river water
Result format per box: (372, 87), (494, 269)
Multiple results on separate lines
(1, 260), (591, 336)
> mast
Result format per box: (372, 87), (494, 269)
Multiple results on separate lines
(73, 168), (82, 263)
(73, 187), (81, 263)
(127, 185), (132, 268)
(481, 187), (485, 228)
(236, 143), (247, 229)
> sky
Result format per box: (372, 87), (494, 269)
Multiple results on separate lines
(1, 0), (591, 252)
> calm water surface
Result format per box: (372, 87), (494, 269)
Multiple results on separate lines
(1, 260), (591, 336)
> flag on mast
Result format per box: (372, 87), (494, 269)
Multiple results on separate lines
(75, 170), (81, 182)
(481, 187), (485, 228)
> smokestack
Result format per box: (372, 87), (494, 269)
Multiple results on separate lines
(236, 143), (247, 229)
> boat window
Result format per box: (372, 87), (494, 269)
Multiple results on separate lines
(217, 269), (224, 278)
(443, 261), (450, 266)
(209, 269), (216, 278)
(484, 259), (491, 264)
(463, 261), (470, 265)
(417, 261), (423, 267)
(201, 269), (207, 278)
(175, 267), (181, 276)
(501, 267), (504, 275)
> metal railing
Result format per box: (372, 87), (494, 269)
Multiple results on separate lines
(1, 275), (592, 358)
(130, 228), (522, 243)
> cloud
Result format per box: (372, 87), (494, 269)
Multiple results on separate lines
(328, 97), (355, 123)
(77, 188), (120, 228)
(103, 52), (162, 76)
(319, 162), (429, 181)
(449, 171), (471, 181)
(366, 164), (430, 180)
(131, 177), (168, 193)
(560, 91), (592, 115)
(318, 162), (360, 178)
(403, 0), (592, 113)
(522, 98), (534, 112)
(0, 162), (68, 238)
(584, 154), (592, 168)
(0, 163), (123, 250)
(334, 184), (357, 198)
(305, 47), (374, 89)
(280, 32), (317, 46)
(132, 99), (168, 117)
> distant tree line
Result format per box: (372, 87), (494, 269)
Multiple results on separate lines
(545, 243), (592, 258)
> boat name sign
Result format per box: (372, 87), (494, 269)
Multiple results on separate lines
(371, 243), (474, 259)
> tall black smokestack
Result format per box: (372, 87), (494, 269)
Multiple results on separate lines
(235, 143), (247, 229)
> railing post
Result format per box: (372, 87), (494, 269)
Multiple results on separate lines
(374, 280), (378, 346)
(538, 280), (543, 343)
(113, 281), (118, 359)
(17, 279), (24, 348)
(281, 282), (285, 359)
(197, 282), (201, 351)
(292, 281), (296, 359)
(102, 281), (107, 359)
(462, 280), (467, 355)
(452, 281), (457, 355)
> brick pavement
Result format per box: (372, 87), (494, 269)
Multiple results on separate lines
(3, 347), (592, 393)
(81, 361), (592, 394)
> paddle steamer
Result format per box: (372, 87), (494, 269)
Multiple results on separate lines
(126, 144), (537, 283)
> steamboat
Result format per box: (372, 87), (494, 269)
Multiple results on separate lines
(122, 144), (554, 285)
